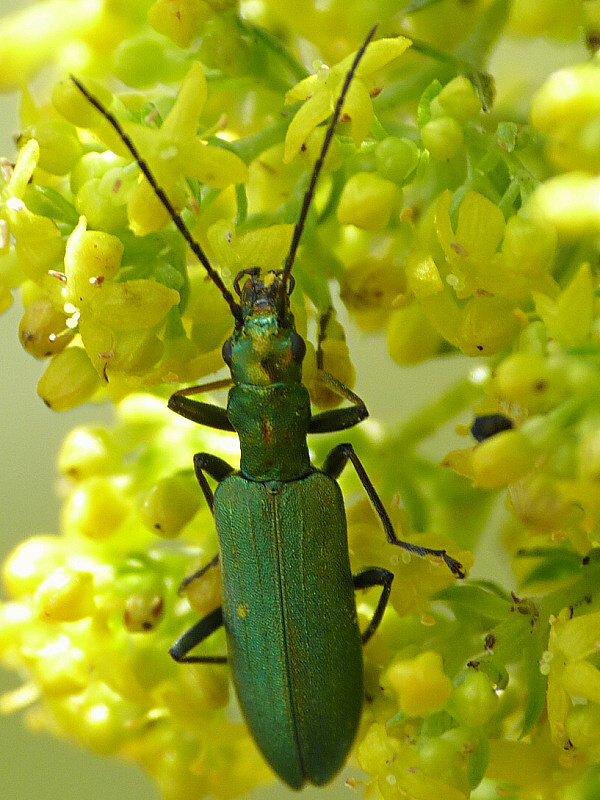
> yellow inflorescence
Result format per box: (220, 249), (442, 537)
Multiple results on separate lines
(1, 1), (600, 799)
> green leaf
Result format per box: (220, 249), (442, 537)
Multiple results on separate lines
(520, 637), (548, 737)
(519, 549), (583, 588)
(417, 79), (442, 127)
(435, 582), (512, 620)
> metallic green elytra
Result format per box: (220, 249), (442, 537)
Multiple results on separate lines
(216, 474), (363, 788)
(73, 26), (465, 790)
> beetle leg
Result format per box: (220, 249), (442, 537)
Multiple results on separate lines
(168, 379), (234, 431)
(310, 320), (368, 432)
(176, 452), (235, 591)
(175, 452), (235, 596)
(169, 606), (227, 664)
(178, 552), (220, 594)
(309, 372), (368, 433)
(170, 450), (234, 662)
(193, 452), (235, 513)
(353, 567), (394, 645)
(322, 443), (466, 578)
(315, 307), (332, 370)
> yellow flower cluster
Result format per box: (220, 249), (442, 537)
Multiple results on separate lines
(0, 396), (273, 799)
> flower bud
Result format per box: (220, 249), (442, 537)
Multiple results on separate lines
(494, 352), (567, 411)
(35, 567), (95, 622)
(139, 473), (201, 538)
(387, 651), (452, 716)
(64, 217), (123, 303)
(37, 347), (103, 411)
(6, 200), (64, 281)
(418, 737), (466, 792)
(123, 591), (164, 632)
(2, 536), (65, 598)
(375, 136), (420, 184)
(438, 76), (482, 121)
(75, 178), (129, 233)
(337, 173), (399, 231)
(19, 119), (82, 176)
(53, 77), (113, 128)
(531, 60), (600, 171)
(19, 297), (74, 357)
(58, 426), (115, 480)
(112, 35), (171, 87)
(458, 296), (520, 356)
(450, 670), (498, 727)
(502, 214), (557, 277)
(184, 560), (222, 618)
(471, 429), (537, 488)
(149, 0), (213, 49)
(341, 260), (406, 331)
(387, 302), (443, 364)
(63, 476), (130, 540)
(528, 173), (600, 240)
(421, 116), (464, 160)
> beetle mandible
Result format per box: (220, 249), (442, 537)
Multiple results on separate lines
(73, 26), (465, 790)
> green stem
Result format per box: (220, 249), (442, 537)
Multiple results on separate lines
(454, 0), (513, 68)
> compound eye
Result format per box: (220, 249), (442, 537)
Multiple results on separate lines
(290, 331), (306, 363)
(222, 337), (233, 366)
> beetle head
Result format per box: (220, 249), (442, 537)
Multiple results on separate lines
(222, 268), (306, 386)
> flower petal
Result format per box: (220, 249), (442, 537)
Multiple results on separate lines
(556, 610), (600, 660)
(342, 79), (374, 147)
(285, 72), (320, 104)
(127, 179), (179, 235)
(162, 61), (207, 139)
(184, 141), (249, 187)
(353, 36), (412, 77)
(87, 279), (180, 330)
(562, 660), (600, 704)
(6, 138), (40, 198)
(284, 91), (334, 163)
(455, 191), (505, 261)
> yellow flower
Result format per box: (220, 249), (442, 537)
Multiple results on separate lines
(358, 723), (469, 800)
(487, 724), (586, 797)
(283, 36), (411, 162)
(387, 650), (452, 717)
(1, 139), (65, 288)
(434, 190), (506, 299)
(206, 220), (294, 275)
(533, 262), (594, 348)
(545, 608), (600, 749)
(120, 62), (249, 235)
(58, 217), (180, 383)
(148, 0), (214, 49)
(347, 499), (471, 617)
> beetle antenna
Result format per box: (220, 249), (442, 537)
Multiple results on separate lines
(281, 24), (378, 287)
(70, 75), (243, 324)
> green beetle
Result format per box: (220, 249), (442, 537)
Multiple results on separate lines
(73, 27), (464, 789)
